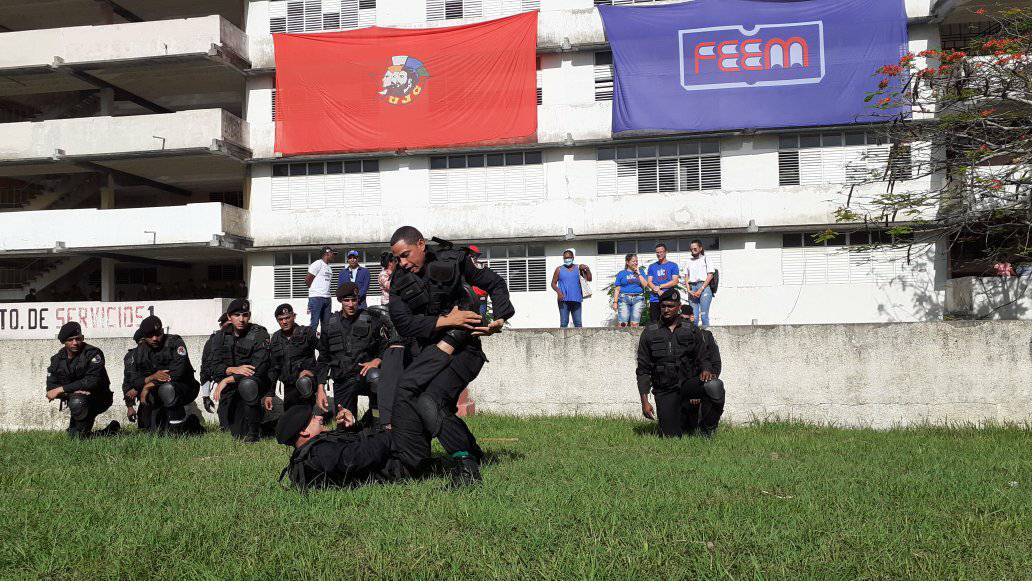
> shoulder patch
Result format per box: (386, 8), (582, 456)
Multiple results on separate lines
(177, 345), (187, 357)
(91, 354), (102, 364)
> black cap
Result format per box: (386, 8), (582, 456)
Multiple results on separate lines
(133, 328), (145, 343)
(336, 282), (359, 301)
(276, 405), (314, 446)
(138, 315), (163, 338)
(218, 313), (229, 325)
(659, 288), (681, 302)
(274, 303), (294, 317)
(226, 298), (250, 315)
(58, 321), (82, 342)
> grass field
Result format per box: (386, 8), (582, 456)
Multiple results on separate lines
(0, 416), (1029, 579)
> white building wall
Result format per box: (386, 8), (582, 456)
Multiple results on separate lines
(238, 0), (950, 328)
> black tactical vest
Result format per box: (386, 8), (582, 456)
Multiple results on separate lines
(322, 311), (382, 376)
(391, 248), (467, 316)
(642, 323), (705, 390)
(270, 325), (316, 382)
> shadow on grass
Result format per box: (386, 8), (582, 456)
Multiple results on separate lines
(633, 422), (661, 437)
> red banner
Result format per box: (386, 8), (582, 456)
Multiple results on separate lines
(273, 12), (538, 155)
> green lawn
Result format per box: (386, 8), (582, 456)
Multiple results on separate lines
(0, 416), (1028, 579)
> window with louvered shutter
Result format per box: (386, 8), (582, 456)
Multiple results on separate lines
(427, 152), (544, 205)
(594, 51), (614, 102)
(269, 0), (375, 33)
(483, 246), (546, 293)
(780, 231), (921, 286)
(428, 0), (536, 22)
(271, 161), (380, 210)
(275, 250), (388, 299)
(596, 141), (720, 196)
(778, 131), (905, 186)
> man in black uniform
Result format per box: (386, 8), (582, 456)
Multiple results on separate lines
(269, 303), (325, 413)
(636, 289), (714, 438)
(45, 322), (119, 439)
(317, 282), (391, 422)
(681, 307), (725, 436)
(388, 226), (514, 486)
(199, 312), (230, 419)
(123, 316), (203, 435)
(211, 298), (271, 442)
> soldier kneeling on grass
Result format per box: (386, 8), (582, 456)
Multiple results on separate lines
(123, 315), (204, 435)
(680, 305), (725, 436)
(45, 322), (120, 439)
(635, 289), (715, 438)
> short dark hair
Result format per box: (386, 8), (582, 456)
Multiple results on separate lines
(563, 249), (574, 257)
(624, 253), (636, 267)
(655, 242), (667, 251)
(390, 226), (423, 246)
(379, 251), (395, 268)
(690, 239), (705, 254)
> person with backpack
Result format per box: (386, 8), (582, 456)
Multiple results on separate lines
(685, 239), (716, 327)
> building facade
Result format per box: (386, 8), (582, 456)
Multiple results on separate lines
(0, 0), (996, 329)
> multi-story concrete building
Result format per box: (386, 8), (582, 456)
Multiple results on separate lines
(0, 0), (1009, 329)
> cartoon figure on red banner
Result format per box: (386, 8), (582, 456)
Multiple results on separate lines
(379, 56), (430, 105)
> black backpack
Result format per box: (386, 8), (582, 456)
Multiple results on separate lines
(710, 269), (719, 295)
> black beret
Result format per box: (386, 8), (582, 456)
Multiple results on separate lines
(218, 313), (229, 325)
(276, 405), (315, 446)
(274, 303), (294, 317)
(226, 298), (250, 315)
(133, 328), (145, 343)
(659, 288), (681, 302)
(138, 315), (163, 337)
(58, 321), (82, 342)
(336, 282), (359, 300)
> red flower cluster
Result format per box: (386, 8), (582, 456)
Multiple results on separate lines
(975, 8), (987, 15)
(899, 52), (915, 65)
(877, 97), (891, 106)
(878, 78), (890, 89)
(989, 179), (1003, 191)
(979, 109), (995, 117)
(878, 64), (904, 76)
(983, 38), (1018, 50)
(944, 51), (967, 62)
(917, 68), (937, 78)
(918, 49), (939, 58)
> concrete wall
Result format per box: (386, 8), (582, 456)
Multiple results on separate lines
(3, 320), (1028, 431)
(473, 321), (1032, 427)
(0, 203), (249, 251)
(0, 15), (247, 70)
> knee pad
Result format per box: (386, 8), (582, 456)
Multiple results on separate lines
(157, 382), (178, 407)
(68, 394), (89, 422)
(703, 379), (725, 404)
(237, 378), (261, 405)
(294, 376), (314, 399)
(414, 393), (444, 437)
(441, 328), (470, 350)
(364, 368), (381, 394)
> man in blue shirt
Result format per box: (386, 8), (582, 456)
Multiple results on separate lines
(646, 243), (680, 323)
(337, 250), (371, 308)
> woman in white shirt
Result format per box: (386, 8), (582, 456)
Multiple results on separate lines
(685, 239), (715, 327)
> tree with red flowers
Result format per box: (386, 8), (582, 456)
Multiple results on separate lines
(832, 7), (1031, 272)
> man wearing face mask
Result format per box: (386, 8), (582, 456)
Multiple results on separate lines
(123, 315), (203, 435)
(551, 249), (591, 328)
(388, 226), (514, 487)
(45, 322), (119, 439)
(635, 289), (713, 437)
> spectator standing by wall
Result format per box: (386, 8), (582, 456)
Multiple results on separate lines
(305, 246), (336, 332)
(378, 251), (396, 305)
(552, 249), (591, 328)
(612, 253), (647, 327)
(685, 239), (715, 327)
(646, 243), (680, 323)
(337, 250), (370, 308)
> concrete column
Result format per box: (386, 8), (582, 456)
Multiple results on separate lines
(98, 88), (115, 116)
(100, 258), (116, 301)
(100, 174), (115, 209)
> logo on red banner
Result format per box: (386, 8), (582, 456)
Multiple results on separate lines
(679, 21), (825, 92)
(379, 55), (430, 105)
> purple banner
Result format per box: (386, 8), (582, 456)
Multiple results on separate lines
(599, 0), (909, 134)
